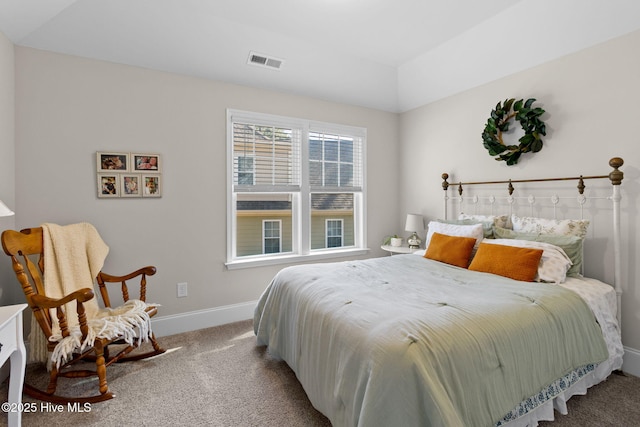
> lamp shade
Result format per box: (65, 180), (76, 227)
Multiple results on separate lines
(0, 199), (15, 217)
(404, 213), (424, 232)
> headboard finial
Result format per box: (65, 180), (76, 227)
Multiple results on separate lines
(577, 176), (585, 195)
(441, 173), (449, 191)
(609, 157), (624, 185)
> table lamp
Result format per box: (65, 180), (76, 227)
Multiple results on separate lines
(405, 213), (424, 249)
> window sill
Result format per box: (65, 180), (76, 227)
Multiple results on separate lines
(225, 248), (371, 270)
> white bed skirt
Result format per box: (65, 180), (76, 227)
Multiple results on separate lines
(504, 356), (620, 426)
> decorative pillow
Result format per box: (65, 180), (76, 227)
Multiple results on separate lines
(424, 232), (477, 268)
(468, 243), (543, 282)
(425, 221), (484, 247)
(458, 213), (509, 230)
(456, 214), (510, 238)
(482, 238), (573, 283)
(434, 218), (493, 238)
(511, 215), (590, 239)
(493, 226), (583, 277)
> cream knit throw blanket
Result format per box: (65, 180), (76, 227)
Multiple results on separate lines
(29, 223), (155, 369)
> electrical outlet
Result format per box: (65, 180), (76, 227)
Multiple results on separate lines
(177, 282), (188, 298)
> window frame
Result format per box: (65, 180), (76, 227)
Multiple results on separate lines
(226, 109), (368, 269)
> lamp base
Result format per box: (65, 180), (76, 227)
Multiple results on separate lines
(407, 232), (422, 249)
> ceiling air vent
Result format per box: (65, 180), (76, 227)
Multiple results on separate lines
(247, 51), (284, 70)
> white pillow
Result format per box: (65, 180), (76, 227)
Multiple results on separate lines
(483, 238), (573, 283)
(511, 215), (590, 239)
(426, 221), (484, 247)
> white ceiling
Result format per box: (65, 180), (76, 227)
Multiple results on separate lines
(2, 0), (640, 112)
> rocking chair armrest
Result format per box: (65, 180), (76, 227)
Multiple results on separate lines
(97, 266), (156, 305)
(98, 266), (157, 283)
(31, 288), (95, 340)
(30, 288), (95, 309)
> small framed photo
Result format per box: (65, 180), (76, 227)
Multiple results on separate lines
(142, 175), (161, 197)
(97, 174), (120, 198)
(121, 174), (142, 197)
(132, 153), (161, 172)
(97, 152), (129, 172)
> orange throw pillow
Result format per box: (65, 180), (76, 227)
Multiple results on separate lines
(424, 232), (477, 268)
(468, 242), (543, 282)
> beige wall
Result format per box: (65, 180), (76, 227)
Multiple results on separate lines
(400, 29), (640, 350)
(9, 47), (400, 317)
(0, 32), (16, 305)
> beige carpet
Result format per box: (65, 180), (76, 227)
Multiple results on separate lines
(1, 319), (639, 426)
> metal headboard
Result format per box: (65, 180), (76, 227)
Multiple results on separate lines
(441, 157), (624, 326)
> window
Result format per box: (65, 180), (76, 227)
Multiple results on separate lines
(326, 219), (343, 248)
(237, 156), (254, 185)
(263, 220), (282, 254)
(227, 110), (366, 267)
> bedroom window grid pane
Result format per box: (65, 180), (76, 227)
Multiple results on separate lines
(236, 193), (293, 257)
(309, 132), (362, 191)
(311, 193), (355, 250)
(232, 122), (301, 190)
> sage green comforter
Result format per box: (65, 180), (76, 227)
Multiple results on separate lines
(254, 254), (609, 427)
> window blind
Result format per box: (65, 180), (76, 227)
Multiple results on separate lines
(232, 122), (301, 192)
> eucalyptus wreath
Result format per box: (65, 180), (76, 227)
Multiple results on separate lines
(481, 98), (546, 166)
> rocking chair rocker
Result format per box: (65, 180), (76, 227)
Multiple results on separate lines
(1, 224), (165, 404)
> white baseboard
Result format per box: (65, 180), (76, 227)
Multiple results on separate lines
(622, 346), (640, 377)
(150, 300), (257, 337)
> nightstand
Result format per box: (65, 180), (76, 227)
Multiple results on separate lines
(381, 245), (421, 255)
(0, 304), (27, 427)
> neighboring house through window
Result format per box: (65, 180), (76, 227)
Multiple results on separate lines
(227, 109), (366, 268)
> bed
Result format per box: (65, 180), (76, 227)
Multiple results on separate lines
(254, 158), (625, 427)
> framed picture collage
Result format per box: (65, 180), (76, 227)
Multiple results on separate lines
(96, 152), (162, 198)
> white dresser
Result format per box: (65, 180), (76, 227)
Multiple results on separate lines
(0, 304), (27, 427)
